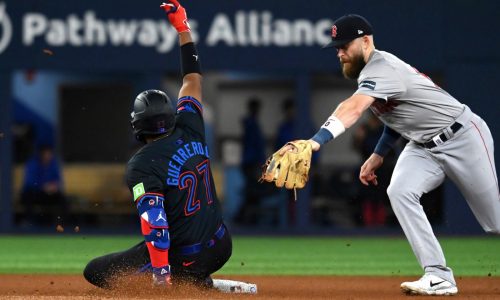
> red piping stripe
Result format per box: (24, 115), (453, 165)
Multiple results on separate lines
(471, 120), (500, 200)
(135, 192), (165, 202)
(178, 99), (203, 113)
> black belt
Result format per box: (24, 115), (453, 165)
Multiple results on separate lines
(416, 122), (462, 149)
(179, 224), (226, 255)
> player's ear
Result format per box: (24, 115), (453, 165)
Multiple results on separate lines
(362, 35), (369, 49)
(365, 35), (374, 48)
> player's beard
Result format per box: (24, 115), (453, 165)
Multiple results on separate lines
(340, 53), (366, 80)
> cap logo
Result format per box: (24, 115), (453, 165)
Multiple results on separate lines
(331, 25), (338, 38)
(358, 30), (363, 34)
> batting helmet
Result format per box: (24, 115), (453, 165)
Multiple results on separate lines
(130, 89), (176, 143)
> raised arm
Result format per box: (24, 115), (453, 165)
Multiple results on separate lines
(161, 0), (202, 102)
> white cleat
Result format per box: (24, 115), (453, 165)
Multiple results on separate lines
(401, 274), (458, 296)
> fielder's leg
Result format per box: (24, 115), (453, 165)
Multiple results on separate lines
(387, 143), (455, 284)
(442, 116), (500, 234)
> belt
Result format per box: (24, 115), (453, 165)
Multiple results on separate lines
(416, 122), (462, 149)
(179, 224), (226, 255)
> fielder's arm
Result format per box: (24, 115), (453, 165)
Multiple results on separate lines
(359, 125), (401, 186)
(308, 94), (375, 151)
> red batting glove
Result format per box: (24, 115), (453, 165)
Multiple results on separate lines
(160, 0), (190, 33)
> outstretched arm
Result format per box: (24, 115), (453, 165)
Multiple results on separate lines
(332, 94), (375, 128)
(277, 93), (375, 156)
(307, 93), (375, 151)
(272, 93), (375, 190)
(161, 1), (202, 102)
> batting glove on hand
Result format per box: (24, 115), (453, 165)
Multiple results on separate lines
(152, 265), (172, 287)
(160, 0), (190, 33)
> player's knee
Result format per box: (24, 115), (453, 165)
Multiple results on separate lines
(83, 258), (111, 289)
(387, 183), (422, 217)
(387, 182), (419, 203)
(387, 183), (403, 202)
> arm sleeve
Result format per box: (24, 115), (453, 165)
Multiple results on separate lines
(374, 125), (401, 157)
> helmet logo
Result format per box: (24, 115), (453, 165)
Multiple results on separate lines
(157, 120), (165, 133)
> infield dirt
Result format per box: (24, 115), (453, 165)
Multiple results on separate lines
(0, 274), (499, 299)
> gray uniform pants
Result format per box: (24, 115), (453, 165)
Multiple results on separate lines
(387, 108), (500, 284)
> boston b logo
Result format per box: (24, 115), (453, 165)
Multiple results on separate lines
(331, 25), (338, 38)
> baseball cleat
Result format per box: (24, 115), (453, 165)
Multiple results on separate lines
(401, 274), (458, 296)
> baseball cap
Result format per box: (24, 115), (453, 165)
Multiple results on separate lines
(323, 14), (373, 49)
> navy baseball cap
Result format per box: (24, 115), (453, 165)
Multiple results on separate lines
(323, 14), (373, 49)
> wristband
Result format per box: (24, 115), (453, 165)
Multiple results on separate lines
(180, 42), (201, 77)
(310, 116), (345, 145)
(311, 128), (333, 145)
(321, 116), (345, 139)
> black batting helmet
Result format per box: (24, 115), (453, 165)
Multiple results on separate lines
(130, 89), (176, 143)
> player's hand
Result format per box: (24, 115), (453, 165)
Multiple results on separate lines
(359, 153), (384, 186)
(278, 139), (320, 155)
(160, 0), (190, 33)
(262, 140), (313, 190)
(152, 266), (172, 287)
(308, 139), (321, 152)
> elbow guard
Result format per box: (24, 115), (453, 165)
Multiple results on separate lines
(137, 193), (170, 251)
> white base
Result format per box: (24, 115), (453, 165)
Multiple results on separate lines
(212, 279), (258, 294)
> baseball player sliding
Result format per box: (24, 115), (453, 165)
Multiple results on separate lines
(262, 14), (499, 296)
(83, 1), (256, 294)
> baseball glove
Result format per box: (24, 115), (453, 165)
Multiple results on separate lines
(260, 140), (313, 190)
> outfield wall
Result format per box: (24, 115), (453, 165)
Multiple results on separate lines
(1, 0), (498, 233)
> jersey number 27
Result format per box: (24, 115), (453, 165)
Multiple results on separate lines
(179, 159), (214, 216)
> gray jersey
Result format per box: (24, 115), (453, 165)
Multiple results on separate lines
(354, 51), (499, 286)
(355, 50), (464, 143)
